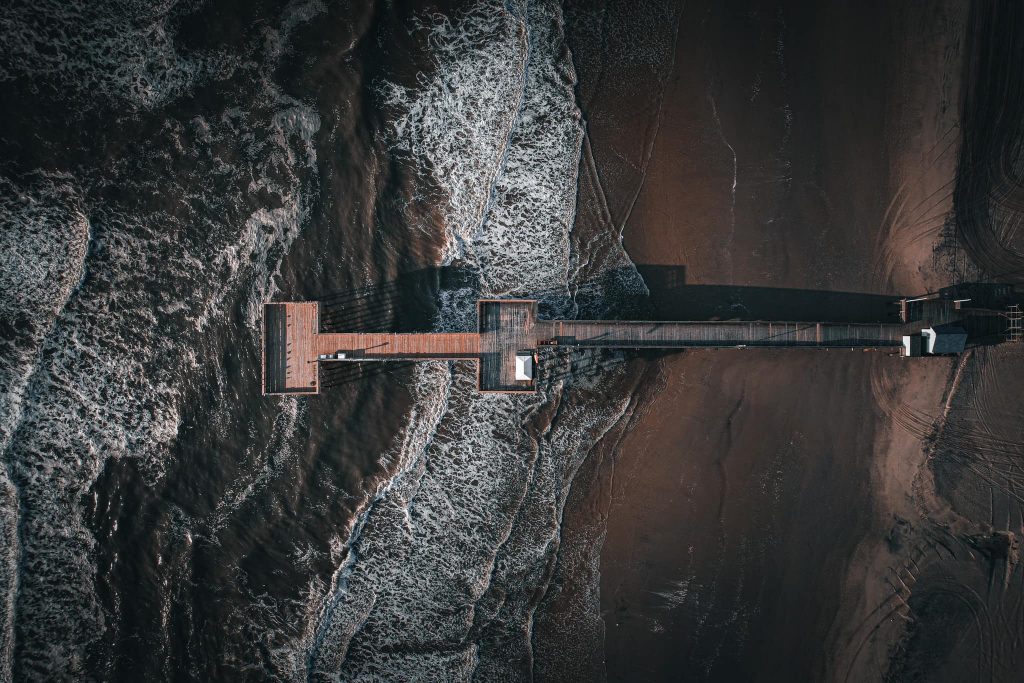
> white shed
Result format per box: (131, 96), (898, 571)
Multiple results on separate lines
(515, 353), (534, 381)
(901, 335), (922, 357)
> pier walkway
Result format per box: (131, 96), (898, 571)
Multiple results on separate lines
(263, 299), (907, 395)
(540, 320), (902, 348)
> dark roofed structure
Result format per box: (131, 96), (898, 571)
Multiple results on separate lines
(923, 323), (968, 355)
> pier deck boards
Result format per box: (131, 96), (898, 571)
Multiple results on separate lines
(544, 320), (904, 348)
(316, 333), (480, 358)
(478, 300), (536, 392)
(263, 300), (907, 395)
(263, 302), (319, 394)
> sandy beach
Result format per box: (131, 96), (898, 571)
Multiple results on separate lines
(558, 1), (1024, 680)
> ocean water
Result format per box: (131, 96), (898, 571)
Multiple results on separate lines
(1, 0), (322, 678)
(306, 0), (647, 678)
(5, 0), (1023, 680)
(0, 0), (646, 679)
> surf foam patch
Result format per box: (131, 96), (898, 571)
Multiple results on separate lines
(305, 1), (647, 679)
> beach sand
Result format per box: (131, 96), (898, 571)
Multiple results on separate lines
(555, 1), (996, 680)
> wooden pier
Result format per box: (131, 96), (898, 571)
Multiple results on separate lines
(315, 333), (480, 358)
(478, 300), (537, 392)
(263, 299), (908, 395)
(263, 302), (319, 394)
(263, 303), (480, 394)
(538, 320), (903, 348)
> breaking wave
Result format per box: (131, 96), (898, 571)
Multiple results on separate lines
(305, 0), (645, 679)
(0, 4), (323, 677)
(0, 0), (235, 109)
(0, 175), (91, 682)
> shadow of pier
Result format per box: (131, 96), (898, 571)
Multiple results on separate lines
(319, 359), (421, 389)
(317, 267), (479, 333)
(312, 264), (918, 330)
(287, 265), (1020, 391)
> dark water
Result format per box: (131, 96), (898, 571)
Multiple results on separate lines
(0, 0), (649, 679)
(1, 0), (1022, 681)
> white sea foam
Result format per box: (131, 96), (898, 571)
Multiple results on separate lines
(0, 0), (236, 109)
(0, 175), (91, 682)
(0, 72), (321, 683)
(304, 1), (646, 679)
(0, 177), (90, 445)
(379, 2), (529, 272)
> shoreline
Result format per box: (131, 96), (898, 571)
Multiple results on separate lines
(557, 0), (973, 679)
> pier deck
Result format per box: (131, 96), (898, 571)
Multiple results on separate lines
(478, 299), (536, 392)
(541, 320), (904, 348)
(315, 333), (480, 358)
(263, 303), (482, 394)
(263, 300), (907, 395)
(263, 302), (319, 394)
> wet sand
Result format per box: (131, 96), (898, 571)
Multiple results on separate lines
(558, 1), (997, 680)
(603, 352), (900, 680)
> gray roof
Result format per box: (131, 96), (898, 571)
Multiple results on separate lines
(929, 324), (967, 354)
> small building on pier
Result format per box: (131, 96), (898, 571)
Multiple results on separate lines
(515, 353), (534, 381)
(901, 335), (923, 357)
(922, 324), (967, 355)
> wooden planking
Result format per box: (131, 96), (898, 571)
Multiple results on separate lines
(288, 302), (319, 392)
(315, 332), (481, 357)
(552, 320), (905, 348)
(478, 300), (535, 391)
(264, 302), (319, 394)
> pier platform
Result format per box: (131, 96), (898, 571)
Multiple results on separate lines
(478, 299), (536, 392)
(539, 320), (903, 348)
(263, 299), (909, 395)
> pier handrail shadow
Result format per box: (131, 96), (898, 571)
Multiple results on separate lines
(276, 265), (1020, 393)
(300, 264), (941, 333)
